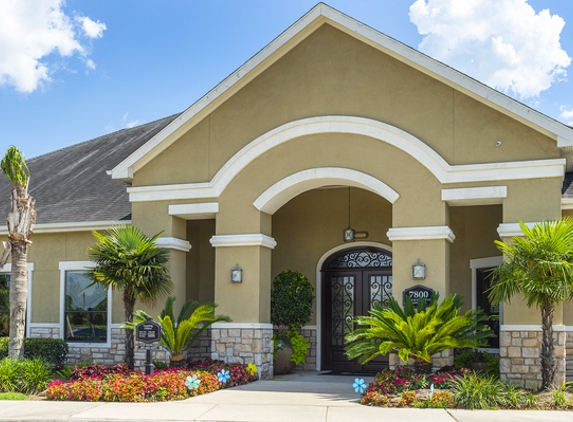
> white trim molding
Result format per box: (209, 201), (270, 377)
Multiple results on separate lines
(501, 324), (566, 332)
(155, 237), (192, 252)
(211, 322), (273, 330)
(126, 116), (565, 203)
(210, 234), (277, 249)
(442, 186), (507, 206)
(387, 226), (456, 243)
(110, 4), (573, 183)
(562, 198), (573, 210)
(0, 220), (130, 236)
(168, 203), (219, 220)
(253, 167), (400, 214)
(497, 222), (539, 238)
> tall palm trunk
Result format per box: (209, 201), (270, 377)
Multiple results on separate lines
(5, 182), (35, 359)
(123, 291), (136, 369)
(8, 242), (28, 359)
(540, 303), (555, 390)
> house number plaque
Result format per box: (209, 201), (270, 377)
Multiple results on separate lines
(402, 285), (434, 307)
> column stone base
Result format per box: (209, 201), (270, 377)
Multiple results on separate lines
(500, 326), (566, 389)
(211, 323), (274, 379)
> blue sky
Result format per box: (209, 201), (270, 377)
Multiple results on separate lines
(2, 0), (573, 158)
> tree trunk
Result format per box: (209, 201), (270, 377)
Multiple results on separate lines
(540, 303), (555, 390)
(123, 291), (136, 369)
(411, 356), (433, 374)
(6, 183), (35, 359)
(8, 242), (28, 359)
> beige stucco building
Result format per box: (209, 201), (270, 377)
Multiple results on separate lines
(2, 4), (573, 387)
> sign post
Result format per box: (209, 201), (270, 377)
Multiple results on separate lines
(135, 317), (162, 375)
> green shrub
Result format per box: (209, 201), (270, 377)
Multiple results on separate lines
(271, 270), (314, 337)
(345, 293), (493, 371)
(19, 359), (52, 394)
(0, 358), (51, 394)
(0, 392), (26, 400)
(0, 337), (68, 370)
(0, 358), (19, 392)
(500, 383), (526, 409)
(451, 373), (504, 409)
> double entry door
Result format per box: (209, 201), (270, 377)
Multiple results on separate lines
(321, 247), (392, 373)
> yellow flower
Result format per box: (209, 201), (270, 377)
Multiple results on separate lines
(247, 363), (258, 376)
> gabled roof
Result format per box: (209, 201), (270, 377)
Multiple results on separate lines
(110, 2), (573, 182)
(0, 114), (179, 229)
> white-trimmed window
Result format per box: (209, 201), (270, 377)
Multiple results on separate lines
(0, 263), (34, 337)
(59, 262), (111, 346)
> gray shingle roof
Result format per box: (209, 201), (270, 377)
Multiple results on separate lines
(0, 114), (180, 225)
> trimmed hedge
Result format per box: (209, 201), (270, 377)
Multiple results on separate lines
(0, 338), (68, 370)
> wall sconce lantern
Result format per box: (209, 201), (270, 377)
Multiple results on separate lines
(411, 259), (426, 280)
(230, 264), (243, 283)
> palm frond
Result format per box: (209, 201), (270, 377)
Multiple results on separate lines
(1, 146), (29, 186)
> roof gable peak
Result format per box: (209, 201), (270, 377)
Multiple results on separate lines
(111, 2), (573, 182)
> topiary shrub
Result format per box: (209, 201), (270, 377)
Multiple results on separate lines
(271, 270), (314, 337)
(0, 337), (68, 370)
(271, 270), (314, 370)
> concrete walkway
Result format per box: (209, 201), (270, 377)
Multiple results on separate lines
(1, 371), (571, 422)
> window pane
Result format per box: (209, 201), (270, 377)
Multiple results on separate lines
(65, 271), (107, 342)
(0, 274), (8, 336)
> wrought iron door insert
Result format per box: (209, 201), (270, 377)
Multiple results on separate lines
(322, 247), (392, 373)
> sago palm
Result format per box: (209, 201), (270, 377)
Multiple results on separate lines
(0, 146), (36, 359)
(86, 225), (173, 368)
(345, 293), (491, 372)
(126, 296), (230, 367)
(488, 219), (573, 390)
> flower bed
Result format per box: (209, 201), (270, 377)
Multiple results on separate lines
(358, 367), (573, 410)
(46, 360), (258, 402)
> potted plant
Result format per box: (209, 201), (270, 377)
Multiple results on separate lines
(271, 270), (314, 374)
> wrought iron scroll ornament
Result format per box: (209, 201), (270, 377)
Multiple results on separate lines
(327, 249), (392, 269)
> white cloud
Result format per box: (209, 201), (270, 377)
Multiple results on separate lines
(76, 16), (106, 39)
(0, 0), (106, 93)
(409, 0), (571, 99)
(560, 107), (573, 125)
(123, 112), (141, 129)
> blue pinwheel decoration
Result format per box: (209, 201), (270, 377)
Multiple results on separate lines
(353, 378), (366, 394)
(217, 369), (231, 384)
(185, 374), (201, 390)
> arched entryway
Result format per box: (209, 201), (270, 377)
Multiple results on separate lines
(321, 246), (392, 373)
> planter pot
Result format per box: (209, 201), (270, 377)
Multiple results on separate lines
(274, 340), (295, 375)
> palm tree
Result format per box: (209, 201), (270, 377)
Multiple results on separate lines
(345, 293), (492, 373)
(86, 225), (173, 368)
(488, 219), (573, 390)
(0, 146), (36, 359)
(125, 296), (230, 367)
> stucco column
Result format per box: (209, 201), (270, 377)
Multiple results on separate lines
(387, 226), (454, 304)
(497, 177), (565, 389)
(209, 234), (276, 379)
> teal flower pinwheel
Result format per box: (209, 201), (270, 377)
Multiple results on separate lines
(353, 378), (366, 394)
(217, 369), (231, 383)
(185, 374), (201, 390)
